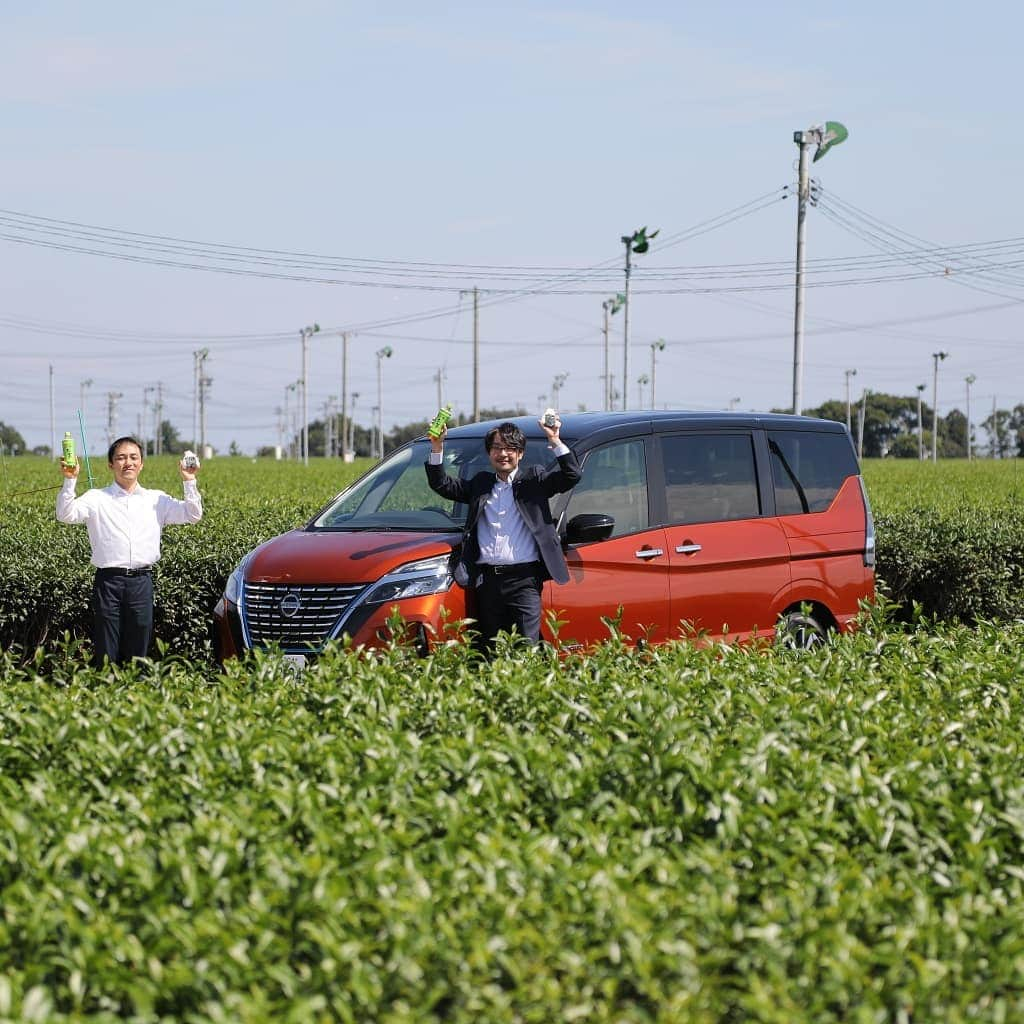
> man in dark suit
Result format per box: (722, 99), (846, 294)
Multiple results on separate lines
(425, 417), (581, 649)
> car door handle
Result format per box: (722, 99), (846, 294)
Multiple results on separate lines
(675, 543), (702, 554)
(635, 548), (664, 559)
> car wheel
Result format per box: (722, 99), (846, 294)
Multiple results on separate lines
(777, 611), (828, 650)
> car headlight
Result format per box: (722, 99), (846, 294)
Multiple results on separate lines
(361, 554), (454, 606)
(224, 555), (251, 606)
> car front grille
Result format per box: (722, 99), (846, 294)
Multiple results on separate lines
(243, 582), (367, 648)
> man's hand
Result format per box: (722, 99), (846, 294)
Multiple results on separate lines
(429, 424), (446, 454)
(60, 459), (80, 480)
(539, 415), (562, 446)
(179, 459), (199, 483)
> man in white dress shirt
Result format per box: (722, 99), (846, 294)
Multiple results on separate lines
(57, 436), (203, 666)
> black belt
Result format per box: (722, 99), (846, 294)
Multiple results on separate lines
(480, 561), (542, 577)
(96, 566), (153, 577)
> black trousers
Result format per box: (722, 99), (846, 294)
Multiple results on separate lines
(91, 570), (154, 666)
(474, 563), (544, 649)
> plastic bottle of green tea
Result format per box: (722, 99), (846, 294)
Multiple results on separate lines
(62, 431), (77, 468)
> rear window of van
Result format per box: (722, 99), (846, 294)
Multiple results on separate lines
(768, 430), (859, 514)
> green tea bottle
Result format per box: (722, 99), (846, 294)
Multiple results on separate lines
(428, 403), (454, 439)
(61, 431), (77, 468)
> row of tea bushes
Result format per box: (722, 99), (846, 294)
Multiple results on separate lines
(1, 621), (1023, 1019)
(2, 456), (1023, 662)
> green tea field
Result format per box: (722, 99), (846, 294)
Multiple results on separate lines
(1, 454), (1023, 1020)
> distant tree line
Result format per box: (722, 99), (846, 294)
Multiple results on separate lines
(801, 394), (1024, 458)
(8, 400), (1023, 461)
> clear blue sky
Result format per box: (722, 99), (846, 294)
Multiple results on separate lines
(3, 1), (1022, 454)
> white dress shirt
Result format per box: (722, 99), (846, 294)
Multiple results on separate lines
(477, 468), (539, 566)
(56, 479), (203, 569)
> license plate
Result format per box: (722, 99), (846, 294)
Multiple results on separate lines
(283, 653), (307, 671)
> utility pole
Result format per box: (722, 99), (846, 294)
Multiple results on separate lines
(298, 322), (320, 466)
(323, 397), (335, 458)
(376, 346), (393, 460)
(80, 379), (93, 419)
(199, 371), (212, 457)
(193, 348), (209, 450)
(932, 351), (949, 462)
(338, 331), (353, 461)
(433, 368), (447, 411)
(106, 391), (124, 446)
(791, 121), (848, 415)
(154, 382), (164, 455)
(965, 374), (976, 460)
(620, 227), (658, 411)
(857, 389), (868, 460)
(649, 339), (665, 409)
(349, 392), (359, 457)
(844, 369), (857, 433)
(49, 364), (56, 459)
(460, 288), (480, 421)
(636, 373), (650, 409)
(472, 287), (479, 422)
(551, 372), (569, 411)
(282, 387), (291, 458)
(284, 382), (299, 458)
(916, 384), (926, 460)
(142, 385), (155, 455)
(602, 294), (624, 411)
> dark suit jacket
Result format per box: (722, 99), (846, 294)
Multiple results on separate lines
(425, 448), (581, 586)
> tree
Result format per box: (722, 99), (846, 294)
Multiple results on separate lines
(0, 421), (26, 454)
(1010, 403), (1024, 458)
(983, 408), (1015, 458)
(804, 393), (921, 457)
(942, 409), (967, 458)
(159, 420), (183, 454)
(886, 432), (920, 459)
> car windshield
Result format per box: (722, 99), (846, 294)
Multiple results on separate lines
(312, 437), (560, 531)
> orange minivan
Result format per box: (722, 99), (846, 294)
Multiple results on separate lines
(213, 411), (875, 663)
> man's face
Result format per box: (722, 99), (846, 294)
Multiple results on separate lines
(109, 443), (144, 490)
(488, 440), (523, 480)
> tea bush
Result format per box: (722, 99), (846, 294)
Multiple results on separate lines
(1, 621), (1023, 1020)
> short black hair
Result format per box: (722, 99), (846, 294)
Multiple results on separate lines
(108, 436), (144, 463)
(485, 422), (526, 453)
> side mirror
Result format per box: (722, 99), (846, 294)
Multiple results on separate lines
(565, 513), (615, 545)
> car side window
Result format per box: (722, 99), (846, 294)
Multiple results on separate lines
(660, 433), (760, 524)
(566, 439), (649, 537)
(768, 429), (859, 514)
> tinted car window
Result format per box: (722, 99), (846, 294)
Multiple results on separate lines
(768, 429), (859, 514)
(660, 433), (760, 524)
(565, 439), (649, 537)
(313, 438), (559, 530)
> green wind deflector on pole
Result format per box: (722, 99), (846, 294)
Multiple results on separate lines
(813, 121), (849, 162)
